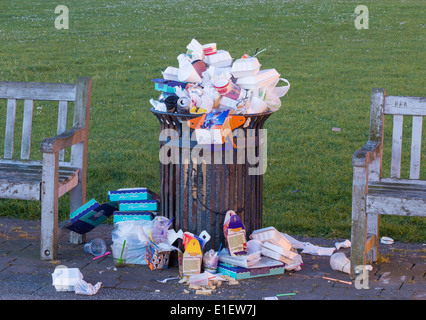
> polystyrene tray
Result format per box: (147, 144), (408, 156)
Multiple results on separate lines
(204, 50), (233, 68)
(249, 226), (293, 251)
(262, 241), (298, 259)
(260, 247), (294, 265)
(231, 57), (261, 78)
(236, 69), (280, 90)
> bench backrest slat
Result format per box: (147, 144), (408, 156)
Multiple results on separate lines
(57, 101), (68, 162)
(0, 81), (76, 101)
(410, 116), (423, 179)
(4, 99), (17, 159)
(20, 99), (34, 160)
(374, 92), (426, 180)
(390, 114), (403, 179)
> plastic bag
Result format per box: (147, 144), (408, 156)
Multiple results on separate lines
(111, 220), (154, 264)
(151, 216), (172, 244)
(263, 78), (290, 112)
(74, 279), (102, 295)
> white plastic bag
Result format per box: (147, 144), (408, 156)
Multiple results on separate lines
(263, 78), (290, 112)
(74, 279), (102, 296)
(111, 220), (154, 264)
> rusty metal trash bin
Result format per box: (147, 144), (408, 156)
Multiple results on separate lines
(151, 108), (273, 250)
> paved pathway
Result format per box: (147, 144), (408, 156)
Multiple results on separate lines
(0, 217), (424, 303)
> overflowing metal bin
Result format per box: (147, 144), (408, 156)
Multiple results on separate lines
(152, 108), (273, 250)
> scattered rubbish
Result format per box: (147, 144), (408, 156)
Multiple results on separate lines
(322, 276), (352, 285)
(74, 279), (102, 296)
(332, 127), (341, 132)
(145, 240), (173, 270)
(301, 243), (335, 256)
(380, 236), (394, 245)
(203, 248), (220, 274)
(62, 199), (119, 234)
(157, 277), (179, 284)
(329, 252), (351, 274)
(111, 219), (154, 265)
(335, 239), (351, 250)
(276, 292), (296, 297)
(263, 296), (279, 300)
(250, 226), (302, 270)
(52, 265), (101, 295)
(291, 189), (299, 193)
(84, 238), (107, 257)
(179, 238), (203, 276)
(93, 251), (111, 260)
(189, 272), (209, 286)
(52, 266), (83, 292)
(112, 240), (128, 268)
(223, 210), (247, 256)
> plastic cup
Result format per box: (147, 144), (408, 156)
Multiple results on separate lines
(178, 64), (202, 83)
(191, 60), (207, 77)
(112, 243), (128, 268)
(165, 95), (179, 112)
(84, 238), (107, 257)
(330, 252), (351, 274)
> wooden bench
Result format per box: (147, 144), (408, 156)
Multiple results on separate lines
(350, 88), (425, 278)
(0, 77), (91, 260)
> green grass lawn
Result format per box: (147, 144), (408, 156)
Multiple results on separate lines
(0, 0), (425, 242)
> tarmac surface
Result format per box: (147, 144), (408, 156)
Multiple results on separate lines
(0, 216), (424, 304)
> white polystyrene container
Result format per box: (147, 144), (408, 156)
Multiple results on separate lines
(249, 226), (293, 251)
(231, 57), (261, 78)
(162, 66), (180, 81)
(204, 50), (233, 68)
(51, 267), (83, 292)
(236, 69), (280, 90)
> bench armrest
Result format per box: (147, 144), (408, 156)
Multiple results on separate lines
(352, 140), (382, 167)
(40, 126), (87, 153)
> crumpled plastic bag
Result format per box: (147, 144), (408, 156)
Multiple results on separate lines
(74, 279), (102, 296)
(111, 220), (154, 264)
(262, 78), (290, 112)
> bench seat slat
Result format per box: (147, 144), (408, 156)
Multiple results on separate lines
(0, 164), (79, 200)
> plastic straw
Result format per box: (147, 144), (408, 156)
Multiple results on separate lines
(118, 240), (126, 263)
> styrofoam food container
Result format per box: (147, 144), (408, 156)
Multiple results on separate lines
(236, 69), (280, 90)
(261, 247), (294, 265)
(52, 267), (83, 292)
(162, 66), (180, 81)
(204, 50), (233, 68)
(249, 226), (293, 251)
(231, 57), (261, 78)
(262, 241), (298, 259)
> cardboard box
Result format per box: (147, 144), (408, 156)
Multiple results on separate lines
(151, 78), (187, 94)
(178, 239), (202, 276)
(118, 200), (158, 212)
(145, 241), (171, 270)
(113, 211), (153, 223)
(64, 199), (119, 234)
(217, 257), (285, 280)
(108, 188), (154, 201)
(223, 211), (247, 256)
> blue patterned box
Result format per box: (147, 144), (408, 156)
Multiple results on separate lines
(113, 211), (154, 223)
(217, 259), (285, 280)
(118, 200), (158, 212)
(108, 188), (153, 201)
(65, 199), (119, 234)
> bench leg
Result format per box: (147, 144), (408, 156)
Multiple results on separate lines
(69, 142), (86, 244)
(350, 166), (368, 279)
(41, 153), (59, 260)
(366, 213), (379, 262)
